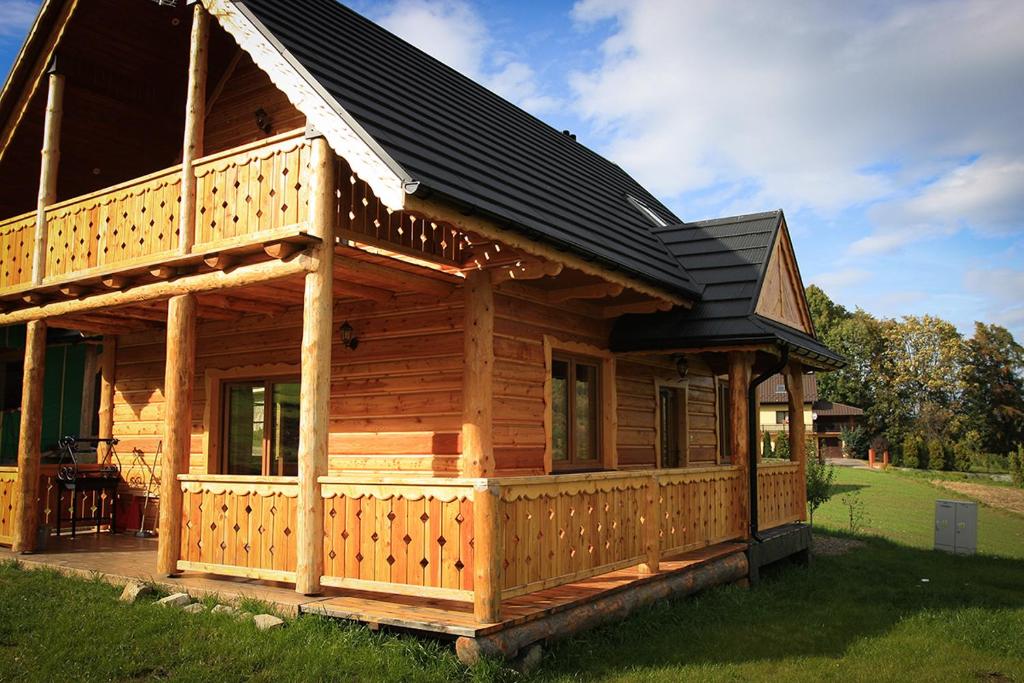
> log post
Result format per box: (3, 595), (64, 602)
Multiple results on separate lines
(178, 2), (209, 255)
(294, 135), (335, 595)
(157, 294), (197, 576)
(11, 320), (47, 552)
(462, 269), (494, 477)
(32, 65), (64, 285)
(727, 352), (753, 537)
(784, 362), (807, 519)
(473, 481), (502, 623)
(639, 472), (661, 574)
(98, 335), (117, 460)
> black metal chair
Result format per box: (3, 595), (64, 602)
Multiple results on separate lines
(54, 436), (122, 538)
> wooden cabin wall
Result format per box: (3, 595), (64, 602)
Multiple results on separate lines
(110, 292), (464, 486)
(492, 290), (722, 474)
(203, 47), (307, 155)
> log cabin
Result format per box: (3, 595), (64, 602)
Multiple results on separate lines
(0, 0), (843, 653)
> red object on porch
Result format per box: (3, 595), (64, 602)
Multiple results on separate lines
(115, 494), (142, 533)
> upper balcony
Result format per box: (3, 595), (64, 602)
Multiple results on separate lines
(0, 128), (319, 304)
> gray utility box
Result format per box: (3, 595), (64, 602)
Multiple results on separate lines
(934, 500), (978, 555)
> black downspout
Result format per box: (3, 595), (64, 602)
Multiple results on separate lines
(748, 344), (789, 541)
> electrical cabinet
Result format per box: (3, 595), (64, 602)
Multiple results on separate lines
(934, 500), (977, 555)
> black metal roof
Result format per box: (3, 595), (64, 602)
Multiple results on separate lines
(236, 0), (701, 299)
(610, 211), (844, 368)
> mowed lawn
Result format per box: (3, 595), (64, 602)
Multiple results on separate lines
(0, 467), (1021, 682)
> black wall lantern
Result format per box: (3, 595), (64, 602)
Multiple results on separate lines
(675, 355), (689, 380)
(339, 321), (359, 350)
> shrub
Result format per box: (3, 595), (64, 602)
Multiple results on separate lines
(840, 491), (869, 533)
(953, 430), (981, 473)
(902, 433), (923, 469)
(775, 432), (791, 460)
(1011, 445), (1024, 488)
(805, 435), (818, 462)
(761, 431), (774, 459)
(927, 438), (948, 471)
(805, 457), (836, 526)
(840, 426), (870, 459)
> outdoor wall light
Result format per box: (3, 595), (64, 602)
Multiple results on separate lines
(675, 356), (689, 380)
(254, 108), (273, 135)
(339, 321), (359, 350)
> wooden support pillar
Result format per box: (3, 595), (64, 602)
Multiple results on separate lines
(97, 335), (117, 458)
(473, 481), (502, 623)
(784, 362), (808, 519)
(462, 269), (494, 478)
(639, 473), (661, 574)
(32, 67), (64, 285)
(727, 352), (753, 537)
(295, 135), (335, 596)
(157, 294), (196, 576)
(178, 2), (209, 255)
(11, 320), (47, 552)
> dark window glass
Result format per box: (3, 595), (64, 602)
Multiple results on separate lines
(552, 360), (569, 462)
(223, 379), (299, 476)
(551, 355), (601, 471)
(718, 381), (732, 461)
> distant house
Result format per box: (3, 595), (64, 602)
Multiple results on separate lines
(757, 373), (863, 458)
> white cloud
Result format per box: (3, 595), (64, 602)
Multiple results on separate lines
(0, 0), (36, 38)
(373, 0), (560, 114)
(808, 268), (871, 291)
(568, 0), (1024, 228)
(963, 268), (1024, 339)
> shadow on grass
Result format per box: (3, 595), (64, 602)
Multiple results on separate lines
(831, 483), (866, 494)
(534, 532), (1024, 680)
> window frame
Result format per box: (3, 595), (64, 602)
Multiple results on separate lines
(776, 410), (789, 425)
(655, 379), (689, 469)
(716, 377), (732, 464)
(203, 363), (301, 477)
(543, 337), (616, 474)
(551, 353), (602, 472)
(220, 376), (300, 477)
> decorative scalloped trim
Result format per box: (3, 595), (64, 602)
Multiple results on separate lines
(501, 479), (648, 502)
(321, 488), (470, 504)
(204, 0), (409, 211)
(181, 482), (298, 497)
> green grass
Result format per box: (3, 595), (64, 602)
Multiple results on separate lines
(814, 467), (1024, 558)
(1, 467), (1022, 682)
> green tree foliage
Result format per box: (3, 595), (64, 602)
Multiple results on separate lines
(840, 425), (870, 459)
(961, 323), (1024, 455)
(953, 430), (982, 473)
(774, 431), (791, 460)
(927, 438), (948, 471)
(761, 431), (774, 459)
(804, 456), (836, 526)
(1011, 445), (1024, 488)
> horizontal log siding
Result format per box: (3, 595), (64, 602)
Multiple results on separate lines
(110, 292), (464, 483)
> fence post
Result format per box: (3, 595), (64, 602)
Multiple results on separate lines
(473, 480), (502, 623)
(640, 473), (660, 574)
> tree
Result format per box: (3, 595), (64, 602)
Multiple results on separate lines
(902, 433), (923, 469)
(927, 438), (948, 471)
(1011, 445), (1024, 488)
(761, 431), (774, 459)
(840, 426), (870, 459)
(953, 430), (981, 473)
(961, 323), (1024, 455)
(805, 456), (836, 526)
(774, 431), (790, 460)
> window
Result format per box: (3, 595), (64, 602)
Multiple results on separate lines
(776, 410), (789, 425)
(717, 379), (731, 462)
(222, 378), (300, 476)
(659, 385), (688, 468)
(551, 354), (600, 471)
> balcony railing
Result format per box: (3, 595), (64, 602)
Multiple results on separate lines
(0, 129), (313, 296)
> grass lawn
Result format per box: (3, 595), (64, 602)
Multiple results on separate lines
(0, 467), (1021, 682)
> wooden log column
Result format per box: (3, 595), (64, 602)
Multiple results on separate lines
(295, 135), (335, 595)
(473, 481), (502, 623)
(462, 269), (494, 478)
(32, 65), (64, 285)
(98, 335), (117, 460)
(727, 352), (753, 538)
(178, 2), (209, 255)
(157, 294), (197, 576)
(639, 473), (661, 574)
(11, 320), (47, 552)
(784, 362), (808, 519)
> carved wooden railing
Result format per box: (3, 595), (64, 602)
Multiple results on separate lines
(658, 466), (746, 555)
(0, 467), (17, 545)
(178, 475), (299, 582)
(757, 461), (805, 530)
(0, 212), (35, 292)
(194, 130), (312, 251)
(43, 166), (182, 284)
(319, 476), (476, 601)
(0, 128), (314, 297)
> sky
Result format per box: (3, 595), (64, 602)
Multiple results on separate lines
(1, 0), (1022, 340)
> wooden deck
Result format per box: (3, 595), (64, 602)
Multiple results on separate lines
(0, 533), (746, 637)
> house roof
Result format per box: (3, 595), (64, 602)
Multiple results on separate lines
(812, 400), (864, 418)
(234, 0), (702, 299)
(609, 211), (844, 368)
(757, 372), (818, 404)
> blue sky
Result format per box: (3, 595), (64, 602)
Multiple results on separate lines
(1, 0), (1022, 340)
